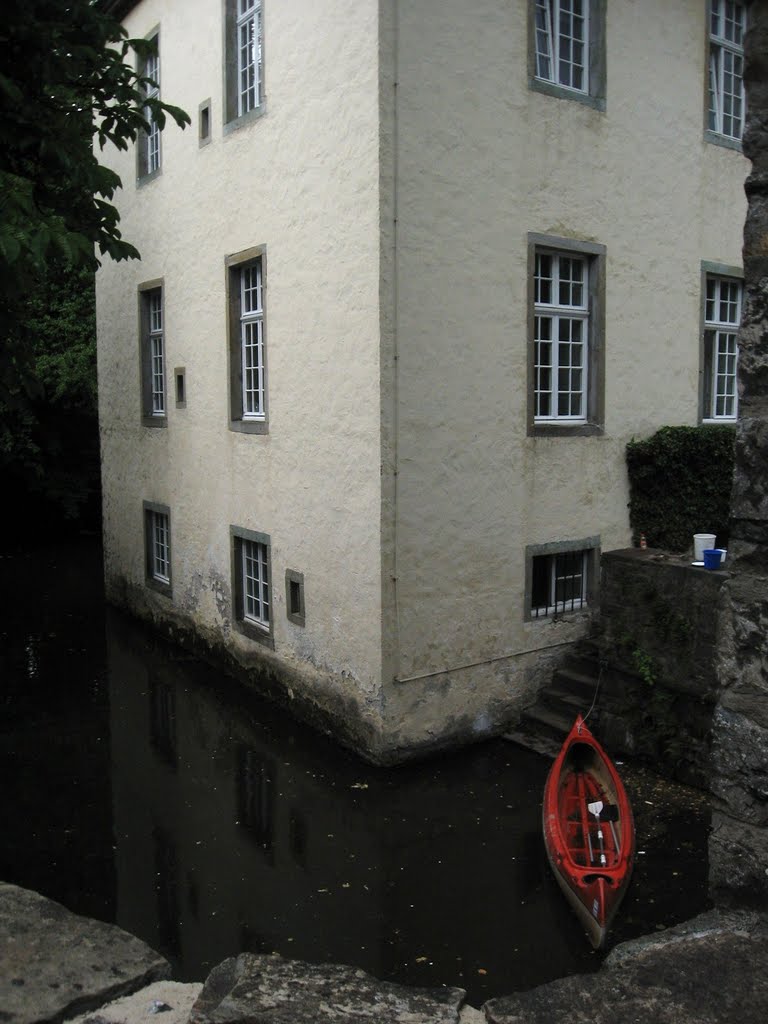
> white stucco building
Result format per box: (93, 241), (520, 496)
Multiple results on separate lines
(97, 0), (748, 763)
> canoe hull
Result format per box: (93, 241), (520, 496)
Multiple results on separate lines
(543, 715), (634, 949)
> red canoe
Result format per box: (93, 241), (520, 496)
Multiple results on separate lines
(542, 715), (635, 949)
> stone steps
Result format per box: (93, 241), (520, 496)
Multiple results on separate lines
(504, 642), (604, 758)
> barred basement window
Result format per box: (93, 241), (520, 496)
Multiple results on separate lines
(526, 538), (599, 621)
(708, 0), (746, 143)
(531, 550), (587, 618)
(703, 273), (742, 421)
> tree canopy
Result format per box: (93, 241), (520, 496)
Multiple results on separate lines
(0, 0), (190, 528)
(0, 0), (189, 286)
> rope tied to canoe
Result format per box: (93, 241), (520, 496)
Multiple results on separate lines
(581, 656), (606, 727)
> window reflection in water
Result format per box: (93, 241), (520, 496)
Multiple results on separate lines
(149, 675), (177, 771)
(236, 747), (275, 862)
(153, 825), (181, 957)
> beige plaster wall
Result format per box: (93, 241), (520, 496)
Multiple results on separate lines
(96, 0), (386, 739)
(383, 0), (748, 747)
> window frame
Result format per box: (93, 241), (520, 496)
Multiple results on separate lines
(231, 525), (274, 647)
(223, 0), (266, 131)
(525, 537), (600, 622)
(137, 28), (162, 182)
(139, 280), (167, 428)
(226, 246), (268, 434)
(144, 501), (172, 597)
(705, 0), (747, 150)
(527, 234), (605, 437)
(528, 0), (606, 112)
(700, 261), (743, 423)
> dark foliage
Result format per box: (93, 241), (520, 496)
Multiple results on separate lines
(626, 425), (736, 552)
(0, 0), (189, 526)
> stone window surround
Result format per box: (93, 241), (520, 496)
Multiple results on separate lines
(527, 233), (606, 437)
(174, 366), (186, 408)
(285, 569), (306, 627)
(524, 535), (600, 622)
(226, 245), (269, 434)
(527, 0), (607, 112)
(699, 259), (743, 424)
(136, 25), (162, 184)
(231, 524), (275, 648)
(199, 98), (212, 147)
(143, 500), (172, 598)
(222, 0), (267, 134)
(138, 278), (167, 428)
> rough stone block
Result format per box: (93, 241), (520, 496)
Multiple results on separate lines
(189, 953), (466, 1024)
(711, 707), (768, 825)
(0, 883), (170, 1024)
(709, 810), (768, 906)
(485, 910), (768, 1024)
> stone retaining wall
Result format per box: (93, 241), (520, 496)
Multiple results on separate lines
(594, 548), (728, 789)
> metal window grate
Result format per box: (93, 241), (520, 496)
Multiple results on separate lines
(531, 549), (588, 619)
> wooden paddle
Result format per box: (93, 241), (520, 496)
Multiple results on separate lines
(588, 800), (607, 866)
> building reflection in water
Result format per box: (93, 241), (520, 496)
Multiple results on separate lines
(104, 608), (711, 1003)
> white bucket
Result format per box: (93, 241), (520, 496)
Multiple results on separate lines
(694, 534), (716, 561)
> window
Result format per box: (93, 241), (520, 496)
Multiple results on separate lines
(224, 0), (265, 127)
(528, 234), (605, 436)
(708, 1), (746, 144)
(525, 538), (599, 620)
(285, 569), (305, 627)
(174, 367), (186, 408)
(529, 0), (606, 110)
(199, 99), (212, 146)
(702, 269), (742, 421)
(227, 247), (268, 433)
(139, 282), (166, 427)
(231, 526), (273, 645)
(138, 33), (161, 179)
(144, 502), (172, 597)
(236, 747), (275, 861)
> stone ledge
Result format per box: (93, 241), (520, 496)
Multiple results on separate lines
(188, 953), (467, 1024)
(484, 909), (768, 1024)
(0, 882), (171, 1024)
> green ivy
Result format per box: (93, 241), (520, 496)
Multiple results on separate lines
(626, 425), (736, 552)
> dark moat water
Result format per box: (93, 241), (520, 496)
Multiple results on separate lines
(0, 539), (713, 1004)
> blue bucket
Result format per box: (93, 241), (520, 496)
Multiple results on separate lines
(703, 549), (722, 570)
